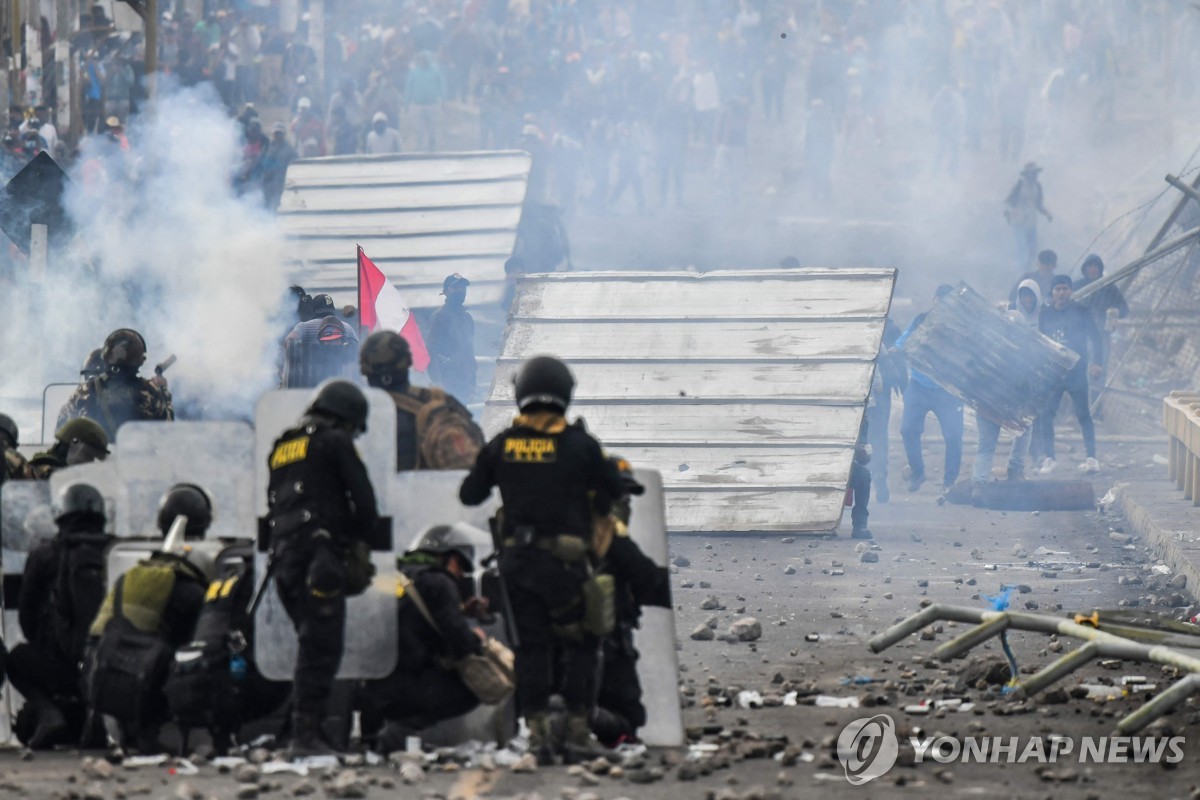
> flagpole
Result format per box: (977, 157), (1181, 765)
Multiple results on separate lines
(356, 244), (364, 338)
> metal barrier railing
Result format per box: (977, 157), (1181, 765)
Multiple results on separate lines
(1163, 391), (1200, 503)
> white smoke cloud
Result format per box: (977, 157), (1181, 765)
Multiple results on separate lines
(21, 83), (291, 425)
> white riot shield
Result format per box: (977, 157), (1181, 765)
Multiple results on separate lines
(626, 469), (684, 747)
(114, 422), (256, 540)
(41, 383), (77, 444)
(105, 540), (230, 592)
(0, 481), (54, 744)
(48, 461), (120, 536)
(253, 388), (399, 681)
(390, 470), (508, 745)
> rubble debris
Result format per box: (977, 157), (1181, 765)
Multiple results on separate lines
(692, 625), (716, 641)
(730, 618), (763, 642)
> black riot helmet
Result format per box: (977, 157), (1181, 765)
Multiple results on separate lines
(307, 379), (369, 433)
(514, 355), (575, 412)
(156, 483), (214, 540)
(410, 523), (476, 574)
(0, 413), (17, 449)
(359, 330), (413, 388)
(54, 482), (106, 523)
(102, 328), (148, 370)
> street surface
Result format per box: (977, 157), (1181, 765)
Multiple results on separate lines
(0, 439), (1193, 799)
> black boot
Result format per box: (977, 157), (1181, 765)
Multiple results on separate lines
(27, 703), (68, 750)
(287, 713), (339, 760)
(562, 712), (614, 765)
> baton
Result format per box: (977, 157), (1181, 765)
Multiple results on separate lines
(247, 551), (278, 617)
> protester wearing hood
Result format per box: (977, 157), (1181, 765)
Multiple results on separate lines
(1036, 275), (1104, 475)
(364, 111), (402, 154)
(973, 280), (1040, 483)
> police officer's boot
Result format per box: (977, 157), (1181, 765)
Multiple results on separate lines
(525, 712), (556, 766)
(562, 712), (614, 765)
(287, 713), (339, 760)
(27, 701), (68, 750)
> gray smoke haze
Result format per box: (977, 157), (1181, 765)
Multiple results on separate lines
(5, 84), (289, 427)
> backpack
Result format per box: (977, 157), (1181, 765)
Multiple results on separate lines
(52, 534), (110, 663)
(392, 388), (484, 470)
(87, 579), (176, 727)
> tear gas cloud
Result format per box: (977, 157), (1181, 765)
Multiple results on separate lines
(5, 84), (289, 425)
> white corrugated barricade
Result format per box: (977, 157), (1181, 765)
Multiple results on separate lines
(279, 152), (532, 309)
(484, 269), (896, 533)
(253, 388), (399, 680)
(113, 422), (257, 540)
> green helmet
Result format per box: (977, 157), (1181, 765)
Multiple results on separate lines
(102, 328), (148, 369)
(56, 418), (110, 454)
(307, 379), (369, 433)
(359, 330), (412, 387)
(0, 413), (17, 448)
(54, 482), (106, 522)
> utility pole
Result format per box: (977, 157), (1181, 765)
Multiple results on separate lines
(55, 0), (72, 136)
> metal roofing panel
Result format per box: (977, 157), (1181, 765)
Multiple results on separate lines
(482, 269), (896, 533)
(280, 152), (531, 309)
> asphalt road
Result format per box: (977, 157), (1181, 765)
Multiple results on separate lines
(0, 441), (1195, 799)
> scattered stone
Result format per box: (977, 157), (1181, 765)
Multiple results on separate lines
(861, 552), (879, 564)
(916, 580), (929, 588)
(248, 748), (271, 765)
(1171, 574), (1187, 590)
(784, 565), (797, 575)
(919, 627), (937, 641)
(175, 783), (202, 800)
(700, 596), (721, 610)
(883, 592), (893, 600)
(730, 617), (763, 642)
(691, 625), (716, 641)
(625, 767), (664, 784)
(83, 758), (115, 781)
(511, 754), (538, 773)
(236, 786), (259, 800)
(700, 581), (713, 589)
(398, 762), (425, 785)
(970, 549), (983, 560)
(1024, 600), (1039, 610)
(673, 556), (691, 568)
(1016, 584), (1032, 594)
(331, 770), (367, 799)
(1042, 687), (1069, 704)
(234, 765), (261, 784)
(1109, 532), (1133, 544)
(84, 783), (107, 800)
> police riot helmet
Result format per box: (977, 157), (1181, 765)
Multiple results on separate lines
(0, 413), (17, 448)
(608, 454), (645, 496)
(55, 418), (110, 454)
(81, 348), (106, 380)
(307, 379), (369, 433)
(359, 330), (412, 387)
(157, 483), (214, 539)
(53, 482), (106, 522)
(102, 328), (148, 369)
(514, 355), (574, 412)
(410, 523), (476, 573)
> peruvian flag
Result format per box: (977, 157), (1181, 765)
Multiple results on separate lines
(357, 245), (430, 372)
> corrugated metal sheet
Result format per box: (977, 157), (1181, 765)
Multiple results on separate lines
(279, 151), (531, 309)
(482, 269), (896, 533)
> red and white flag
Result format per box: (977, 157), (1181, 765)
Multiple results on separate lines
(357, 245), (430, 372)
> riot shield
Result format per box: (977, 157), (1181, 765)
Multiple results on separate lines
(114, 422), (256, 540)
(281, 338), (361, 389)
(47, 461), (120, 536)
(253, 388), (398, 681)
(42, 383), (77, 443)
(390, 470), (508, 745)
(626, 468), (684, 747)
(0, 481), (53, 744)
(105, 539), (228, 592)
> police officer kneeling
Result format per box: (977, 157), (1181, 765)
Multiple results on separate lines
(266, 380), (379, 759)
(10, 483), (112, 748)
(359, 525), (486, 752)
(86, 502), (214, 754)
(460, 356), (624, 764)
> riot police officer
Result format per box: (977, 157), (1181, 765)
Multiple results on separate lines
(26, 418), (110, 479)
(265, 379), (379, 758)
(0, 413), (29, 485)
(359, 330), (482, 470)
(360, 524), (485, 752)
(9, 483), (112, 748)
(460, 356), (624, 764)
(60, 328), (174, 441)
(592, 456), (670, 746)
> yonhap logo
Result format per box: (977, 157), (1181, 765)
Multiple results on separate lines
(838, 714), (900, 785)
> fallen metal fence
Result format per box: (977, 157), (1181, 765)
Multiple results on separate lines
(869, 603), (1200, 735)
